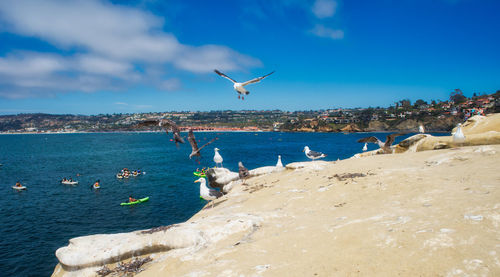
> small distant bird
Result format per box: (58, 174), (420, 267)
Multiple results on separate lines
(357, 133), (405, 154)
(453, 123), (466, 143)
(303, 146), (327, 160)
(276, 155), (283, 168)
(238, 161), (250, 182)
(419, 124), (425, 134)
(362, 143), (368, 151)
(188, 129), (216, 160)
(214, 69), (275, 100)
(137, 118), (185, 147)
(213, 148), (223, 168)
(195, 178), (223, 208)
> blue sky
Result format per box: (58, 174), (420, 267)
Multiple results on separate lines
(0, 0), (499, 115)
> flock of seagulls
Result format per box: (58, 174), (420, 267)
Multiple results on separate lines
(136, 68), (469, 208)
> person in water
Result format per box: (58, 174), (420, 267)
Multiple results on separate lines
(15, 181), (22, 187)
(129, 195), (137, 202)
(93, 180), (100, 188)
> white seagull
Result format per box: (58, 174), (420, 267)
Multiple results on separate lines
(303, 146), (327, 161)
(453, 123), (466, 144)
(419, 124), (425, 134)
(362, 143), (368, 151)
(276, 155), (284, 168)
(214, 69), (275, 100)
(195, 178), (223, 208)
(213, 147), (223, 168)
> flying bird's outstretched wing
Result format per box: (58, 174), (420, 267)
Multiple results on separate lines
(159, 119), (184, 146)
(385, 133), (405, 147)
(241, 71), (275, 86)
(188, 129), (198, 152)
(188, 129), (216, 159)
(214, 69), (237, 83)
(357, 136), (380, 144)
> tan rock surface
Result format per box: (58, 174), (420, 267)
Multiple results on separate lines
(53, 145), (500, 276)
(132, 145), (499, 277)
(456, 113), (500, 135)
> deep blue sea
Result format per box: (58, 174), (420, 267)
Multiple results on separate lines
(0, 131), (438, 276)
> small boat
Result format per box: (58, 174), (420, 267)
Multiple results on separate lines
(61, 180), (78, 185)
(12, 185), (27, 190)
(120, 197), (149, 206)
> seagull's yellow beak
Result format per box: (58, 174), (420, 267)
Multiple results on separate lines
(194, 179), (200, 183)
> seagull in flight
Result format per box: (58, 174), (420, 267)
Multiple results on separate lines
(214, 69), (275, 100)
(357, 133), (405, 154)
(303, 146), (327, 161)
(188, 129), (217, 161)
(136, 118), (185, 147)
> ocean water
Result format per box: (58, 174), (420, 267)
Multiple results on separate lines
(0, 131), (437, 276)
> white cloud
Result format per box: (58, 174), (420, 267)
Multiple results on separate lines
(310, 24), (344, 39)
(0, 0), (261, 98)
(312, 0), (337, 19)
(157, 78), (181, 91)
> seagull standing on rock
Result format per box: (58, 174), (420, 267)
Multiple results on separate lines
(276, 155), (283, 168)
(362, 143), (368, 151)
(195, 178), (223, 208)
(214, 69), (275, 100)
(213, 148), (223, 168)
(419, 124), (425, 134)
(303, 146), (327, 161)
(453, 123), (466, 144)
(238, 161), (250, 183)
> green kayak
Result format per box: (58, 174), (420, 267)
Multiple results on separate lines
(120, 197), (149, 206)
(193, 172), (206, 177)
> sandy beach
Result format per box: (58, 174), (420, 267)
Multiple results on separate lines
(52, 115), (500, 277)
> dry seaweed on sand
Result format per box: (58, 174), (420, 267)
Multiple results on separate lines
(96, 256), (153, 276)
(333, 172), (368, 181)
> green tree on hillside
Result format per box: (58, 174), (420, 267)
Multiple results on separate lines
(450, 89), (467, 104)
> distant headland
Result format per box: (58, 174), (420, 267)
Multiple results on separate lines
(1, 90), (498, 134)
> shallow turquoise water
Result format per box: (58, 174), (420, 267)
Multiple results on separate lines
(0, 131), (430, 276)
